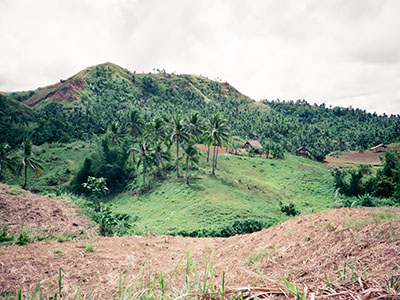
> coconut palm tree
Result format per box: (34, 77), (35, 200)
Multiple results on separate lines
(203, 132), (213, 163)
(208, 114), (230, 176)
(136, 138), (157, 188)
(183, 143), (200, 185)
(109, 121), (122, 144)
(187, 112), (204, 143)
(170, 112), (190, 179)
(153, 141), (171, 177)
(129, 109), (144, 163)
(151, 116), (168, 143)
(15, 138), (44, 189)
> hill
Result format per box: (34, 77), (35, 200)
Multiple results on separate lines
(1, 141), (334, 236)
(0, 183), (92, 243)
(1, 62), (399, 154)
(0, 185), (399, 298)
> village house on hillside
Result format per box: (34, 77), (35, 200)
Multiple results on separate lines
(370, 144), (387, 152)
(296, 146), (311, 158)
(244, 140), (263, 153)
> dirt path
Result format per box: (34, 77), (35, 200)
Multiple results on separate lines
(0, 184), (399, 298)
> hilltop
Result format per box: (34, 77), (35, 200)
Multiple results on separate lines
(1, 62), (399, 153)
(0, 184), (399, 298)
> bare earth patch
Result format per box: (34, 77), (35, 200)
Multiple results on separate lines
(0, 184), (399, 298)
(325, 150), (386, 167)
(0, 183), (92, 237)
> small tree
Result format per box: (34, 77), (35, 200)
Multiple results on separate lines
(183, 143), (200, 185)
(15, 138), (44, 189)
(82, 176), (109, 211)
(135, 139), (157, 188)
(129, 109), (144, 163)
(170, 112), (190, 179)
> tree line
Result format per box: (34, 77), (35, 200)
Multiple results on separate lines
(2, 64), (399, 162)
(70, 109), (230, 195)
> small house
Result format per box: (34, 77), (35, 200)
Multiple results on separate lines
(244, 140), (263, 153)
(370, 144), (387, 152)
(296, 147), (310, 157)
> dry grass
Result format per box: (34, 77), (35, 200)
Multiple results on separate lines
(0, 185), (399, 298)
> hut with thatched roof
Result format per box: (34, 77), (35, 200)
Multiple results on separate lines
(296, 146), (311, 158)
(244, 140), (263, 153)
(370, 144), (387, 152)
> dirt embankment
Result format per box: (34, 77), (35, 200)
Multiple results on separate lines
(0, 184), (92, 238)
(0, 184), (399, 298)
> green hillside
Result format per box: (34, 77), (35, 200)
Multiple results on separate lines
(1, 140), (335, 236)
(110, 153), (333, 236)
(1, 62), (399, 237)
(1, 62), (399, 154)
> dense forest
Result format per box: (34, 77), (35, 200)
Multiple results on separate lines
(1, 62), (399, 158)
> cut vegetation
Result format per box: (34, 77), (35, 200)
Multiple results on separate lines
(0, 186), (398, 299)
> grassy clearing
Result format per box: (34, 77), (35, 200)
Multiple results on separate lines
(110, 153), (335, 235)
(3, 141), (94, 193)
(3, 140), (336, 237)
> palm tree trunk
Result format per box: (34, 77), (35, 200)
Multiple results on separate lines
(159, 159), (165, 177)
(176, 137), (180, 179)
(131, 128), (136, 163)
(23, 164), (27, 189)
(207, 145), (210, 163)
(215, 146), (219, 168)
(212, 144), (217, 176)
(186, 155), (189, 185)
(94, 197), (99, 211)
(143, 157), (146, 187)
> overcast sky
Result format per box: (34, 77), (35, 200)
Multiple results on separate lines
(1, 0), (400, 115)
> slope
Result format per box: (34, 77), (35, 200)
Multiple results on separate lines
(0, 183), (398, 298)
(2, 62), (400, 154)
(107, 152), (334, 236)
(1, 140), (335, 236)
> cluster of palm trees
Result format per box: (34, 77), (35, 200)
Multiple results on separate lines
(126, 109), (230, 187)
(0, 139), (43, 189)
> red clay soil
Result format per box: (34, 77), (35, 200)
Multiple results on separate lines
(0, 184), (399, 298)
(23, 72), (87, 107)
(325, 150), (386, 167)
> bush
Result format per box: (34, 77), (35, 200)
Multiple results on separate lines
(172, 218), (271, 237)
(93, 204), (133, 236)
(0, 225), (14, 245)
(16, 227), (31, 245)
(280, 202), (299, 216)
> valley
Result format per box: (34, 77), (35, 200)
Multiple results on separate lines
(0, 63), (399, 299)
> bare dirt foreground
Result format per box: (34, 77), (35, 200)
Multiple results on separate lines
(0, 183), (399, 299)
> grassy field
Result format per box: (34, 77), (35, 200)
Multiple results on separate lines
(3, 141), (94, 193)
(4, 142), (336, 236)
(109, 152), (335, 235)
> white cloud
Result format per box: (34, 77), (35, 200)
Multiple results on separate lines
(0, 0), (399, 115)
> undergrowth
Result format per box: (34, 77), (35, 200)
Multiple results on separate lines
(0, 224), (85, 247)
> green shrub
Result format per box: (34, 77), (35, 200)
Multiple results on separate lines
(173, 218), (270, 237)
(280, 202), (299, 216)
(16, 227), (31, 245)
(0, 225), (14, 245)
(84, 244), (95, 253)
